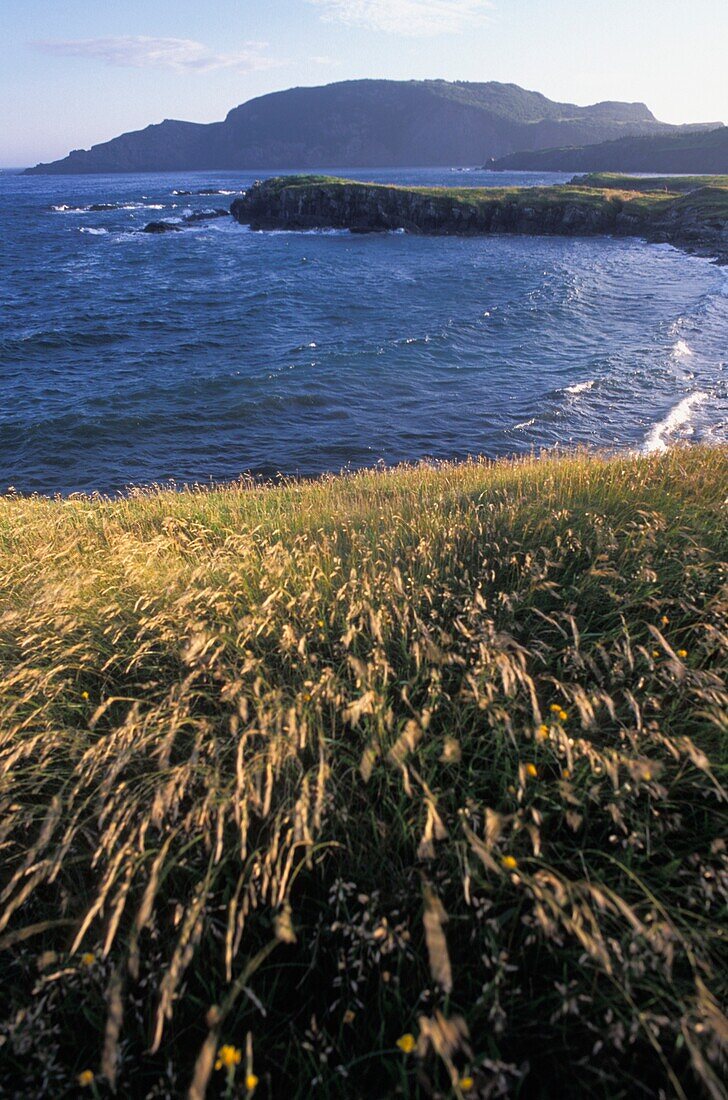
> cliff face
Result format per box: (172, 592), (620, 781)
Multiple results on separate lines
(490, 125), (728, 173)
(231, 176), (728, 261)
(25, 78), (715, 174)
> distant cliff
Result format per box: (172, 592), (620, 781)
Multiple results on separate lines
(231, 175), (728, 262)
(25, 79), (717, 175)
(489, 125), (728, 173)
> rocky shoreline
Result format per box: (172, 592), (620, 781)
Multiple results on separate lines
(231, 176), (728, 263)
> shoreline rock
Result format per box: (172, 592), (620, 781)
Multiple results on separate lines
(142, 221), (181, 233)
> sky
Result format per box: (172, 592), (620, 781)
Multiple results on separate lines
(2, 0), (727, 166)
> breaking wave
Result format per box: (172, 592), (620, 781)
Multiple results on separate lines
(643, 392), (709, 453)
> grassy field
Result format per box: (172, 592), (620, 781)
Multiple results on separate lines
(570, 173), (728, 193)
(1, 448), (727, 1098)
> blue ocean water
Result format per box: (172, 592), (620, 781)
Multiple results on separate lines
(1, 166), (726, 495)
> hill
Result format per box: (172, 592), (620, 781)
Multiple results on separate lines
(25, 79), (718, 174)
(1, 448), (726, 1098)
(489, 124), (728, 173)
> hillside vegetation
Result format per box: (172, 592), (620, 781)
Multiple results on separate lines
(490, 125), (728, 174)
(1, 448), (727, 1098)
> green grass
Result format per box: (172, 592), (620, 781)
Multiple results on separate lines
(1, 448), (727, 1098)
(571, 173), (728, 193)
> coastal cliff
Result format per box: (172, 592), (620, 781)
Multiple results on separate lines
(231, 176), (728, 261)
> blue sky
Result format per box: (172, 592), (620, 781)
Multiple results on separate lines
(3, 0), (727, 166)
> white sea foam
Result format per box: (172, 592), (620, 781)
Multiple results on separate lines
(565, 379), (595, 395)
(672, 339), (694, 359)
(79, 227), (108, 235)
(643, 392), (708, 453)
(54, 202), (158, 214)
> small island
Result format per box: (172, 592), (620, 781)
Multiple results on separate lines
(231, 174), (728, 262)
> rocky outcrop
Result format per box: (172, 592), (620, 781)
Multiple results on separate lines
(182, 209), (230, 224)
(142, 209), (230, 233)
(231, 177), (728, 262)
(142, 221), (181, 233)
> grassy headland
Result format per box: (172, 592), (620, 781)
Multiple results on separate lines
(1, 449), (727, 1098)
(231, 175), (728, 262)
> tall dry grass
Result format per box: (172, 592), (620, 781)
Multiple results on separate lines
(0, 448), (726, 1098)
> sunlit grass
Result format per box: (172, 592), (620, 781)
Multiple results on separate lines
(0, 447), (726, 1098)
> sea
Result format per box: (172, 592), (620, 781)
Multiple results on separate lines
(1, 166), (726, 496)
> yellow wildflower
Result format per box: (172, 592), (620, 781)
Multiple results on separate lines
(536, 724), (550, 742)
(677, 649), (688, 659)
(549, 704), (561, 714)
(525, 763), (538, 778)
(661, 615), (670, 625)
(246, 1073), (259, 1092)
(562, 769), (571, 780)
(81, 691), (89, 701)
(558, 709), (568, 722)
(80, 952), (95, 967)
(215, 1045), (242, 1071)
(396, 1033), (416, 1054)
(652, 650), (660, 658)
(501, 855), (518, 870)
(77, 1070), (94, 1087)
(643, 770), (653, 782)
(459, 1077), (475, 1092)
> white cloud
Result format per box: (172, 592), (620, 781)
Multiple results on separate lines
(308, 0), (493, 36)
(32, 36), (279, 73)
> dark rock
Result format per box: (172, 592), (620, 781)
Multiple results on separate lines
(142, 221), (182, 233)
(183, 209), (230, 224)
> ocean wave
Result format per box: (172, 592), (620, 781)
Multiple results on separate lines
(564, 379), (595, 395)
(672, 339), (694, 358)
(172, 188), (243, 196)
(52, 202), (162, 214)
(258, 227), (351, 237)
(643, 392), (708, 453)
